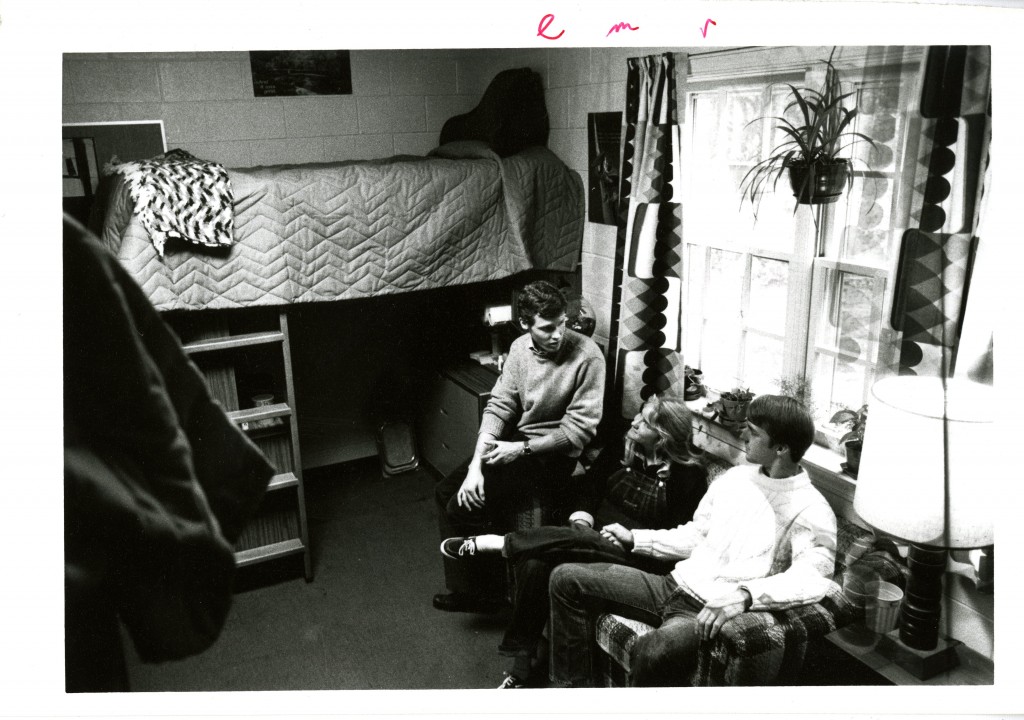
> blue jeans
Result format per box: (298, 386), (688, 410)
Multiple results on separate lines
(435, 450), (579, 601)
(500, 524), (672, 658)
(548, 563), (704, 687)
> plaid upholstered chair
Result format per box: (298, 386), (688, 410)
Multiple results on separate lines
(591, 512), (909, 686)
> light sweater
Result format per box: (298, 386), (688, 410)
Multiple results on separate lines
(631, 464), (838, 611)
(478, 329), (605, 458)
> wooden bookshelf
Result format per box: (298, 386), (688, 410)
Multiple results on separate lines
(175, 310), (313, 582)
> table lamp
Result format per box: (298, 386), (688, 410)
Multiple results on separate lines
(852, 375), (992, 680)
(479, 304), (513, 365)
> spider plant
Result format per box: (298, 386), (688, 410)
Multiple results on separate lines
(739, 48), (878, 217)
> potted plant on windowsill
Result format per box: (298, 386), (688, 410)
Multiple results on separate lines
(719, 386), (755, 425)
(829, 404), (868, 478)
(739, 48), (877, 216)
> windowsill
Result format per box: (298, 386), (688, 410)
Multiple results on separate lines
(685, 395), (860, 512)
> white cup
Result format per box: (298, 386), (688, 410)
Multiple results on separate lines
(866, 580), (903, 634)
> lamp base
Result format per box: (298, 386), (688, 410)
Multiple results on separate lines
(875, 630), (963, 680)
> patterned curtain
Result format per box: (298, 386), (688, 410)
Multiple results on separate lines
(891, 46), (991, 379)
(606, 53), (686, 420)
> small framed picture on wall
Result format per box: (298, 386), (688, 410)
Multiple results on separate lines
(250, 50), (353, 97)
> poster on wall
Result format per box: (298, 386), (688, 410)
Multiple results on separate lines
(250, 50), (353, 96)
(587, 111), (623, 225)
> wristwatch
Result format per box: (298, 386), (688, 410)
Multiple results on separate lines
(522, 438), (532, 455)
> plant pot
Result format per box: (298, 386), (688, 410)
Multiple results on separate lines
(786, 159), (851, 205)
(720, 397), (750, 423)
(843, 439), (863, 476)
(684, 367), (705, 401)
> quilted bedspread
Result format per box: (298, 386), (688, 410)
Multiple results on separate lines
(100, 142), (584, 311)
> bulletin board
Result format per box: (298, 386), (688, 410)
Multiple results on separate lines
(61, 120), (166, 228)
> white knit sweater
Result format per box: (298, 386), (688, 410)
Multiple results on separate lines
(631, 464), (838, 610)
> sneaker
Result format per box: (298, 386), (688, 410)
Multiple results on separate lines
(496, 673), (526, 689)
(432, 592), (504, 614)
(440, 536), (478, 560)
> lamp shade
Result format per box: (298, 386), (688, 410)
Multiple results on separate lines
(853, 376), (993, 549)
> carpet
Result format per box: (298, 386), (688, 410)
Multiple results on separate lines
(122, 459), (513, 691)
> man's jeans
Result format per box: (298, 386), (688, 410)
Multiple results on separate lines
(435, 448), (578, 601)
(548, 563), (704, 687)
(500, 525), (671, 657)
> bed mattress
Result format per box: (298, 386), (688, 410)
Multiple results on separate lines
(100, 142), (583, 311)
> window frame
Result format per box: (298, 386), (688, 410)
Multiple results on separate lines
(678, 47), (923, 430)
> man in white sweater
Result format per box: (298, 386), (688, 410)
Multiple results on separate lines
(548, 394), (837, 687)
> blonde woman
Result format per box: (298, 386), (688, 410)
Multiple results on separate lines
(440, 394), (708, 688)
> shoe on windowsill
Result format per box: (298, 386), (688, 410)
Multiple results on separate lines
(496, 673), (526, 689)
(432, 592), (504, 615)
(440, 536), (478, 560)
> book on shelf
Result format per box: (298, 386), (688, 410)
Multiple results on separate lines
(251, 431), (293, 473)
(235, 507), (299, 552)
(198, 361), (240, 411)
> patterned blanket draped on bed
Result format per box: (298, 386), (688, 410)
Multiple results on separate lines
(100, 141), (584, 311)
(111, 149), (234, 258)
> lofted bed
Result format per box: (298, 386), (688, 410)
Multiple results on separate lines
(98, 140), (583, 311)
(96, 66), (582, 312)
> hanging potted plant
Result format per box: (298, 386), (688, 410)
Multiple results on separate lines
(829, 404), (868, 477)
(739, 48), (878, 215)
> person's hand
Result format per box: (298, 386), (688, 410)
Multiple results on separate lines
(481, 440), (525, 466)
(600, 522), (634, 551)
(696, 590), (749, 640)
(622, 434), (639, 465)
(457, 464), (486, 510)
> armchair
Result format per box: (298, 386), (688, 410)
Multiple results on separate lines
(592, 516), (909, 686)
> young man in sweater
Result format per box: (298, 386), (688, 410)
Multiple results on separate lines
(547, 394), (837, 687)
(433, 280), (606, 614)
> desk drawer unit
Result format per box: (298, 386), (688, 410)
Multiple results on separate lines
(419, 364), (498, 477)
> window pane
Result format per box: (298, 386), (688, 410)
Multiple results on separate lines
(702, 319), (740, 391)
(815, 271), (884, 364)
(813, 351), (870, 415)
(748, 257), (789, 335)
(839, 176), (896, 264)
(705, 249), (744, 320)
(825, 78), (908, 267)
(852, 82), (903, 172)
(688, 89), (799, 253)
(811, 354), (837, 417)
(725, 90), (763, 164)
(744, 333), (784, 393)
(838, 275), (877, 361)
(768, 84), (802, 152)
(700, 248), (743, 390)
(691, 94), (723, 165)
(683, 244), (705, 362)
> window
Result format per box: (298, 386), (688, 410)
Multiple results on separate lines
(680, 51), (920, 424)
